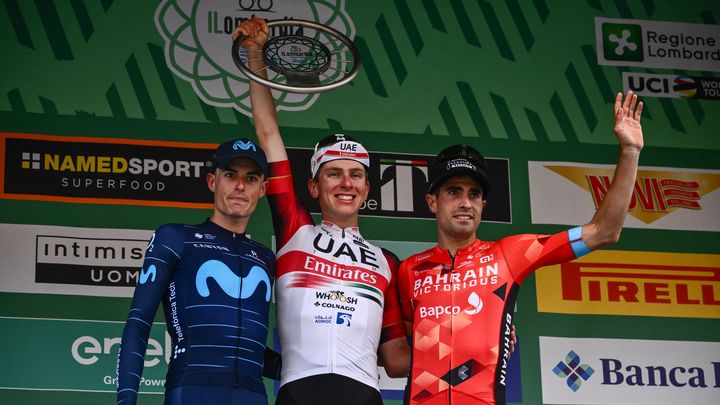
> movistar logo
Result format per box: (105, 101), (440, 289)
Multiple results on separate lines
(195, 260), (271, 301)
(139, 265), (157, 284)
(233, 140), (256, 152)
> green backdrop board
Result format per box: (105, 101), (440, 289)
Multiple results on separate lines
(1, 1), (719, 404)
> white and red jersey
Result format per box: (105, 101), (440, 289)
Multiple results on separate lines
(397, 230), (588, 405)
(266, 160), (404, 390)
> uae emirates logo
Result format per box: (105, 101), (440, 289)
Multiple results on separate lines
(154, 0), (355, 116)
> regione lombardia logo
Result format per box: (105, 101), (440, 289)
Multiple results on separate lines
(154, 0), (356, 116)
(601, 22), (644, 62)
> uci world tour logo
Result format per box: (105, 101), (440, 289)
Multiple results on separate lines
(154, 0), (355, 117)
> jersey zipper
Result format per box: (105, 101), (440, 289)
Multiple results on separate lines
(331, 229), (343, 373)
(234, 231), (243, 386)
(448, 250), (456, 405)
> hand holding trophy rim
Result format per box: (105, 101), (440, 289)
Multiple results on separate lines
(232, 18), (362, 94)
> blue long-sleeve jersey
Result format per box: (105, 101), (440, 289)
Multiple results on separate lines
(116, 220), (275, 405)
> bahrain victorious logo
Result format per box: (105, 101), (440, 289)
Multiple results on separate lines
(154, 0), (355, 117)
(546, 165), (720, 224)
(196, 260), (271, 301)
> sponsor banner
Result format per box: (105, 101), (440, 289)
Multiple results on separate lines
(595, 17), (720, 72)
(539, 336), (720, 404)
(1, 132), (215, 208)
(535, 250), (720, 319)
(287, 148), (512, 222)
(1, 133), (512, 221)
(155, 0), (354, 116)
(623, 72), (720, 100)
(528, 162), (720, 232)
(0, 223), (151, 297)
(0, 316), (167, 394)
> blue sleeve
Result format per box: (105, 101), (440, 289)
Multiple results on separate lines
(568, 226), (591, 258)
(116, 224), (183, 405)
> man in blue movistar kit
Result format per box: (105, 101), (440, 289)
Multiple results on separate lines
(116, 138), (279, 405)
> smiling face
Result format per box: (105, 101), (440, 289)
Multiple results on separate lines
(426, 175), (486, 243)
(207, 158), (267, 232)
(308, 159), (369, 228)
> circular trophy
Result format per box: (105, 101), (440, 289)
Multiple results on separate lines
(232, 19), (361, 93)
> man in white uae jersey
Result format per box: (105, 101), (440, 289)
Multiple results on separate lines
(233, 18), (410, 405)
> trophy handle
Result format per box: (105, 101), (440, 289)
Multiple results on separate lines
(232, 19), (362, 94)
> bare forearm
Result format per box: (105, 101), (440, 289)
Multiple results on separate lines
(379, 337), (411, 378)
(584, 146), (640, 250)
(248, 58), (286, 162)
(582, 91), (643, 251)
(236, 17), (287, 162)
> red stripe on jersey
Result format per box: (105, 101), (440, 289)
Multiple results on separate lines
(277, 250), (388, 291)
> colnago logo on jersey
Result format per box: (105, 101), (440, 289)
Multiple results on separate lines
(154, 0), (355, 117)
(546, 165), (720, 224)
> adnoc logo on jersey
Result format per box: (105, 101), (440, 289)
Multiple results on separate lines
(154, 0), (355, 116)
(595, 17), (720, 72)
(539, 336), (720, 404)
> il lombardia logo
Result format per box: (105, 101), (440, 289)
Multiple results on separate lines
(154, 0), (355, 116)
(602, 23), (643, 62)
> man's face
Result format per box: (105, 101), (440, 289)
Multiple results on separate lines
(426, 175), (486, 240)
(207, 158), (267, 221)
(308, 159), (369, 228)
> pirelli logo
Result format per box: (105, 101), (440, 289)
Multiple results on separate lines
(536, 251), (720, 319)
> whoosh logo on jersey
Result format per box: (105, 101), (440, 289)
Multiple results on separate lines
(546, 166), (720, 224)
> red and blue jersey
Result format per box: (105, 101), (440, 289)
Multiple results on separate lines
(398, 228), (588, 405)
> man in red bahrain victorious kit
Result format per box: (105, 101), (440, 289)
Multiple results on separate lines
(397, 91), (644, 405)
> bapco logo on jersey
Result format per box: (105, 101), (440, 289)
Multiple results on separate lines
(418, 292), (484, 319)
